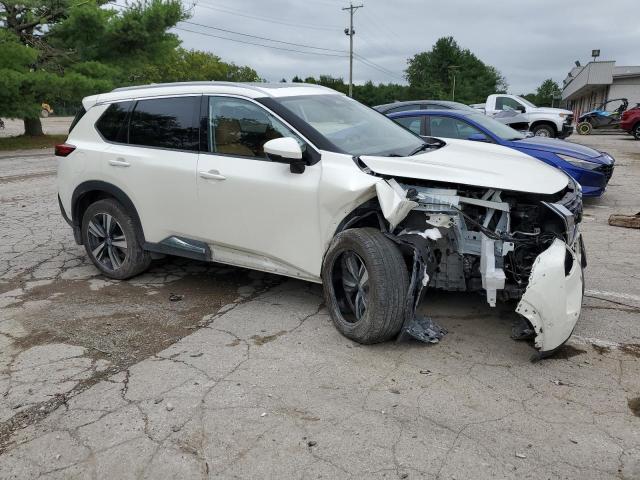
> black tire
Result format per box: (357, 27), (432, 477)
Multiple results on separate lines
(633, 123), (640, 140)
(81, 198), (151, 280)
(576, 121), (592, 135)
(322, 228), (409, 344)
(531, 123), (556, 138)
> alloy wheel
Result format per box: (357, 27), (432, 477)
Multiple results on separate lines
(86, 213), (128, 271)
(340, 252), (369, 322)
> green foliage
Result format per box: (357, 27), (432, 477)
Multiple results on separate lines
(0, 0), (258, 130)
(405, 37), (507, 104)
(535, 79), (562, 107)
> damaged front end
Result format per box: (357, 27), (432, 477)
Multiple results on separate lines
(374, 176), (585, 355)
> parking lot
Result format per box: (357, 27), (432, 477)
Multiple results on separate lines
(1, 123), (639, 478)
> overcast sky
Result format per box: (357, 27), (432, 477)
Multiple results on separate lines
(174, 0), (640, 94)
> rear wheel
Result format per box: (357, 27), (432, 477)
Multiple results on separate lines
(81, 199), (151, 280)
(322, 228), (409, 344)
(577, 121), (592, 135)
(531, 124), (556, 138)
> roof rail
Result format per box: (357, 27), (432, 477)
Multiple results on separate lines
(111, 81), (326, 94)
(111, 81), (269, 93)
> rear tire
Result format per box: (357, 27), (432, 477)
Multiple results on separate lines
(322, 228), (409, 344)
(577, 121), (592, 135)
(531, 124), (556, 138)
(81, 199), (151, 280)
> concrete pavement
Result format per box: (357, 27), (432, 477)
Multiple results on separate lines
(0, 133), (639, 479)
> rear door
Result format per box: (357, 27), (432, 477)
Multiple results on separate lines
(195, 95), (322, 278)
(99, 95), (200, 243)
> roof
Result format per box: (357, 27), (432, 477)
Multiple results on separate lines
(373, 99), (473, 112)
(83, 81), (337, 108)
(614, 66), (640, 77)
(388, 108), (477, 117)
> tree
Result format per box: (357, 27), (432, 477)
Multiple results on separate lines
(291, 75), (303, 83)
(534, 79), (561, 107)
(405, 37), (507, 104)
(1, 0), (189, 135)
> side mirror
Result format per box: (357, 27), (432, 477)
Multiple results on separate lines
(467, 133), (490, 143)
(516, 105), (526, 113)
(264, 137), (305, 174)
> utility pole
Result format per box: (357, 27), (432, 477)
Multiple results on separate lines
(343, 2), (363, 97)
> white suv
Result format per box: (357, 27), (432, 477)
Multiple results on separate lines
(57, 82), (585, 357)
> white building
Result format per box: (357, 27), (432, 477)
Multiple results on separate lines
(562, 60), (640, 117)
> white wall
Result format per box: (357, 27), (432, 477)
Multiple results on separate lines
(610, 78), (640, 106)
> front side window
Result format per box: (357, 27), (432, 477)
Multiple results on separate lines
(95, 101), (133, 142)
(129, 96), (200, 151)
(208, 96), (304, 158)
(428, 116), (482, 139)
(495, 96), (525, 112)
(393, 116), (422, 135)
(274, 94), (425, 157)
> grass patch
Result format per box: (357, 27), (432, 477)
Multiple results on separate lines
(0, 134), (68, 152)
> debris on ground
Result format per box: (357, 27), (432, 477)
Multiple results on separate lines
(169, 293), (184, 302)
(515, 452), (527, 459)
(608, 212), (640, 229)
(628, 397), (640, 417)
(165, 402), (174, 411)
(307, 440), (317, 447)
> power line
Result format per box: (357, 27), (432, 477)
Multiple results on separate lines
(354, 53), (404, 80)
(181, 20), (347, 54)
(354, 59), (404, 83)
(173, 26), (348, 58)
(194, 2), (340, 32)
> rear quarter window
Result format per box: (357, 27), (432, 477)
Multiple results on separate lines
(69, 107), (86, 133)
(95, 101), (134, 142)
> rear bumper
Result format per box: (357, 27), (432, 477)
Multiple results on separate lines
(58, 195), (82, 245)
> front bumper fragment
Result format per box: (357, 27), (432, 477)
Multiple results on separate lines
(515, 238), (583, 353)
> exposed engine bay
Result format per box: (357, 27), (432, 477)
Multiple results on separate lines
(373, 176), (585, 357)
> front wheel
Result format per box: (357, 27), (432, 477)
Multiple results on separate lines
(531, 124), (556, 138)
(81, 198), (151, 280)
(633, 123), (640, 140)
(322, 228), (409, 344)
(576, 121), (592, 135)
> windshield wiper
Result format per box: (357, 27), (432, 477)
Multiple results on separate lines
(409, 143), (431, 156)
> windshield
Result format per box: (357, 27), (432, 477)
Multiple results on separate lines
(465, 112), (526, 141)
(274, 94), (425, 156)
(516, 96), (537, 108)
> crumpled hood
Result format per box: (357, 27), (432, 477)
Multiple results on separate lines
(511, 137), (607, 161)
(360, 138), (569, 195)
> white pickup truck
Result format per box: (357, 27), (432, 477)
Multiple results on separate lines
(481, 94), (574, 139)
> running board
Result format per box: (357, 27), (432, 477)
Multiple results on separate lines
(144, 236), (211, 261)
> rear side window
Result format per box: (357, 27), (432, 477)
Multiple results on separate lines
(129, 97), (200, 151)
(69, 107), (86, 133)
(95, 101), (133, 142)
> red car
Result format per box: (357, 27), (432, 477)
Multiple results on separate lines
(621, 105), (640, 139)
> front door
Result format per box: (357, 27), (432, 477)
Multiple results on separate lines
(196, 96), (322, 279)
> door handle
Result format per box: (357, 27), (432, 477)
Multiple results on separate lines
(109, 158), (130, 167)
(199, 169), (226, 181)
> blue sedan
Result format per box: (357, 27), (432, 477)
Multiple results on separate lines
(388, 109), (615, 197)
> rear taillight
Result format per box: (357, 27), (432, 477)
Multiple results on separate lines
(55, 143), (76, 157)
